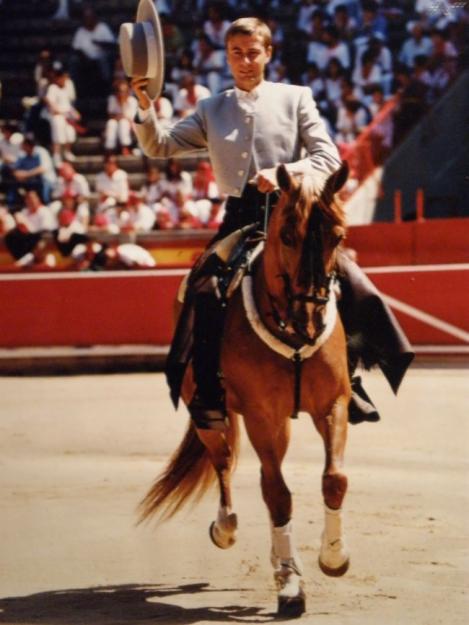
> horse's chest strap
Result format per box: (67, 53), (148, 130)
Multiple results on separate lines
(291, 351), (303, 419)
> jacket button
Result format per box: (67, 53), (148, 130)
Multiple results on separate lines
(241, 152), (248, 158)
(238, 169), (244, 176)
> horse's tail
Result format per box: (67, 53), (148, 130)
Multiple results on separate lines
(138, 412), (240, 523)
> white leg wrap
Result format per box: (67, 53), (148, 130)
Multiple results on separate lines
(271, 521), (304, 600)
(319, 505), (349, 571)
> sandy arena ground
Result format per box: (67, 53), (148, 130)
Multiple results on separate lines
(0, 366), (468, 625)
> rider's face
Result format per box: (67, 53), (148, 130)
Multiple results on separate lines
(226, 33), (272, 92)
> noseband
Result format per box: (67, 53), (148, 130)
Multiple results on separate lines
(270, 203), (336, 346)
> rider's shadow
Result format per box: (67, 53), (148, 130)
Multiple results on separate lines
(0, 583), (276, 624)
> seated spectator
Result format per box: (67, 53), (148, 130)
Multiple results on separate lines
(335, 96), (369, 145)
(154, 205), (176, 230)
(161, 158), (193, 205)
(152, 95), (175, 129)
(161, 14), (186, 66)
(297, 0), (321, 36)
(205, 198), (225, 230)
(104, 79), (138, 155)
(398, 22), (433, 68)
(324, 58), (347, 109)
(167, 48), (195, 101)
(193, 34), (227, 94)
(51, 187), (90, 230)
(95, 154), (129, 212)
(353, 0), (388, 57)
(352, 49), (383, 104)
(0, 123), (22, 190)
(362, 35), (393, 95)
(173, 74), (211, 119)
(0, 204), (15, 236)
(302, 62), (326, 101)
(322, 25), (351, 71)
(72, 240), (156, 270)
(368, 86), (393, 163)
(52, 0), (82, 21)
(332, 3), (358, 43)
(4, 190), (56, 264)
(52, 162), (90, 205)
(141, 165), (165, 208)
(192, 160), (221, 223)
(268, 59), (292, 85)
(203, 2), (231, 50)
(44, 66), (81, 165)
(175, 194), (203, 229)
(69, 6), (116, 95)
(429, 27), (458, 77)
(10, 135), (57, 207)
(392, 64), (429, 145)
(118, 192), (156, 233)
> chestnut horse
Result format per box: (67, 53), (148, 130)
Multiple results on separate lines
(140, 163), (351, 617)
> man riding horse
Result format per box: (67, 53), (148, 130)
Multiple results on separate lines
(125, 3), (413, 429)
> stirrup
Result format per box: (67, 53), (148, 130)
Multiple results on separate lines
(348, 376), (380, 424)
(188, 396), (228, 431)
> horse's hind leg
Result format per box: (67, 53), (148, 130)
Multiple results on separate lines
(196, 425), (238, 549)
(244, 416), (305, 617)
(315, 396), (350, 576)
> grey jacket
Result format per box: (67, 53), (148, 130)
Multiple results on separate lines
(134, 80), (341, 197)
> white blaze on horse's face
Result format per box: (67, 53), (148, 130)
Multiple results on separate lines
(226, 33), (272, 92)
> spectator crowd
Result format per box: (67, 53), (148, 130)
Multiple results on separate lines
(0, 0), (467, 269)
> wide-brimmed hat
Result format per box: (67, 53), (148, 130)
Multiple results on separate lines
(119, 0), (165, 101)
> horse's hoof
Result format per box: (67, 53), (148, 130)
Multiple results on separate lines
(277, 587), (306, 619)
(318, 555), (350, 577)
(209, 513), (237, 549)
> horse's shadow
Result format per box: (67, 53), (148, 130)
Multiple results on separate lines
(0, 582), (277, 624)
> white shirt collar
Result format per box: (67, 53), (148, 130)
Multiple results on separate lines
(234, 80), (265, 102)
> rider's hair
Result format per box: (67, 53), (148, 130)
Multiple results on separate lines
(225, 17), (272, 50)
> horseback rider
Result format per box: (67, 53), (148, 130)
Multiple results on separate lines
(130, 14), (414, 429)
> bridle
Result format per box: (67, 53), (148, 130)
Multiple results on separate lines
(268, 200), (337, 347)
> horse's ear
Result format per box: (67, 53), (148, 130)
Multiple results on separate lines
(277, 164), (292, 192)
(329, 161), (349, 193)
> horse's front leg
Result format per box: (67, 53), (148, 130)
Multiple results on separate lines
(244, 416), (305, 617)
(315, 395), (350, 576)
(196, 425), (238, 549)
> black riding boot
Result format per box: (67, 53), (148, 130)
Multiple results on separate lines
(188, 292), (228, 431)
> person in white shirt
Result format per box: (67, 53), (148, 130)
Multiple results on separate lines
(104, 80), (139, 154)
(95, 154), (129, 212)
(17, 190), (57, 233)
(118, 192), (156, 232)
(51, 162), (90, 228)
(70, 7), (116, 92)
(44, 67), (80, 165)
(141, 165), (165, 208)
(203, 2), (231, 49)
(193, 34), (227, 94)
(399, 22), (433, 68)
(173, 74), (211, 118)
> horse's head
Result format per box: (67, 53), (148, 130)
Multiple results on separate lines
(263, 163), (348, 344)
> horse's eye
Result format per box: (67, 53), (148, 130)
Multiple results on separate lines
(280, 226), (295, 247)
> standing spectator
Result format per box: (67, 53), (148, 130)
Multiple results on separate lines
(95, 154), (129, 212)
(70, 7), (116, 95)
(104, 80), (138, 155)
(44, 66), (80, 165)
(10, 135), (56, 206)
(398, 22), (433, 68)
(173, 74), (211, 118)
